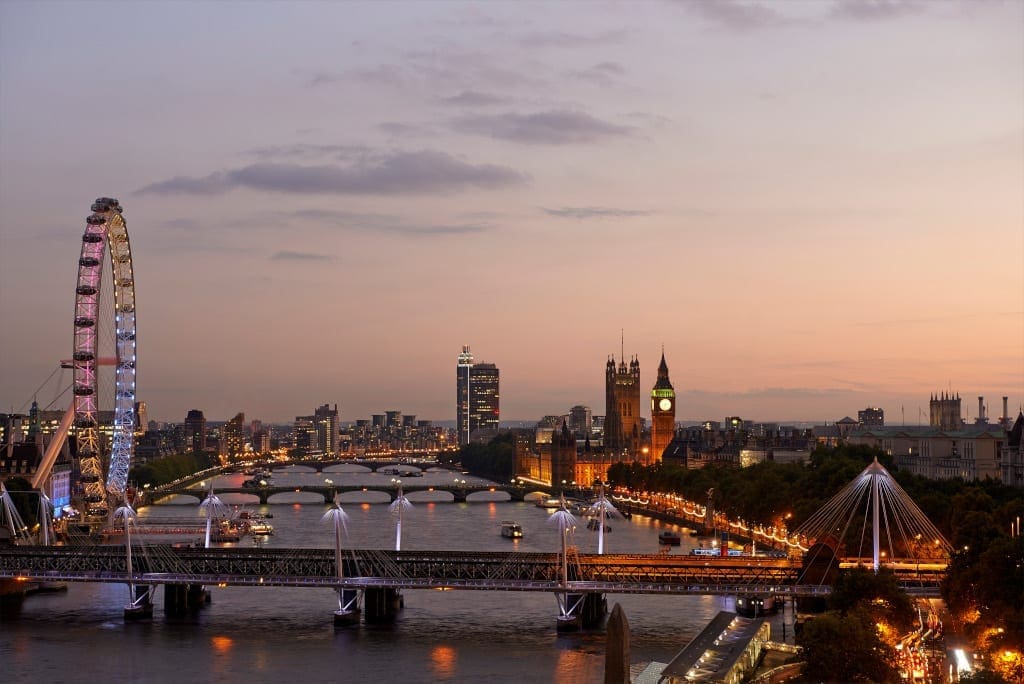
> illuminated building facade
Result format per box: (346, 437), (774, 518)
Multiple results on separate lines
(456, 346), (500, 445)
(220, 412), (245, 461)
(184, 409), (207, 454)
(858, 407), (884, 427)
(314, 403), (340, 456)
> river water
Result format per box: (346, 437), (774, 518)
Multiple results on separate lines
(1, 465), (796, 683)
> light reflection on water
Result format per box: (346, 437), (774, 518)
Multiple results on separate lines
(2, 468), (797, 683)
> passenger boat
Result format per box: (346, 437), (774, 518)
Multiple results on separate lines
(210, 520), (244, 543)
(736, 594), (779, 617)
(691, 546), (749, 557)
(249, 521), (274, 535)
(535, 498), (562, 509)
(500, 521), (523, 538)
(658, 530), (681, 545)
(586, 518), (610, 532)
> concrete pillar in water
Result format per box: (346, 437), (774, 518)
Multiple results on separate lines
(164, 583), (211, 616)
(604, 603), (631, 684)
(556, 592), (606, 632)
(582, 593), (607, 628)
(333, 588), (361, 628)
(363, 587), (403, 623)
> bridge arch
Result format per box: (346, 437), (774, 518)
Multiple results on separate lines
(335, 490), (392, 505)
(266, 491), (327, 505)
(464, 491), (512, 503)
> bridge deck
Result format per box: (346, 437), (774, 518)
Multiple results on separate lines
(0, 546), (943, 597)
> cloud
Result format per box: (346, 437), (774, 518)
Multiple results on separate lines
(573, 62), (627, 87)
(244, 143), (369, 161)
(136, 151), (528, 196)
(829, 0), (925, 21)
(288, 208), (491, 236)
(378, 122), (435, 138)
(271, 251), (333, 261)
(517, 29), (629, 47)
(305, 64), (408, 88)
(439, 90), (508, 107)
(678, 0), (787, 30)
(137, 173), (232, 195)
(453, 110), (630, 144)
(543, 207), (652, 219)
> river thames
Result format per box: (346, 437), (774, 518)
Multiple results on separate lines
(1, 465), (796, 683)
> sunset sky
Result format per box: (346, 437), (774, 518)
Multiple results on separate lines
(1, 1), (1021, 425)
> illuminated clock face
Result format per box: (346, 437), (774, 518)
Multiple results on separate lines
(659, 398), (672, 411)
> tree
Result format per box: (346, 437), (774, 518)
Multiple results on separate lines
(829, 566), (915, 632)
(797, 608), (899, 683)
(959, 669), (1012, 684)
(457, 432), (515, 483)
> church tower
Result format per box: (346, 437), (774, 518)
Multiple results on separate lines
(604, 335), (641, 458)
(650, 349), (675, 463)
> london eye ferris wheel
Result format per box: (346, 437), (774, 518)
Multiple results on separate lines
(71, 197), (137, 514)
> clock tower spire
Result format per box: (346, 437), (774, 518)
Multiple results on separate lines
(650, 347), (676, 463)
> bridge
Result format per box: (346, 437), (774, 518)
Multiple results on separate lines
(0, 545), (943, 598)
(148, 482), (532, 505)
(274, 458), (442, 473)
(1, 456), (950, 628)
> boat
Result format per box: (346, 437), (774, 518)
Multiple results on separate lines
(249, 521), (274, 535)
(736, 594), (779, 617)
(500, 521), (523, 539)
(691, 546), (749, 557)
(658, 530), (681, 545)
(210, 520), (244, 542)
(586, 518), (610, 532)
(535, 498), (561, 509)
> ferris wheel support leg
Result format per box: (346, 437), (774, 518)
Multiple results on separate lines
(31, 404), (75, 491)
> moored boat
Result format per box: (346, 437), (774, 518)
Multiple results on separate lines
(500, 521), (523, 538)
(249, 521), (274, 535)
(736, 594), (779, 617)
(658, 530), (681, 545)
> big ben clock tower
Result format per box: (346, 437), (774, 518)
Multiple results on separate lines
(650, 348), (676, 463)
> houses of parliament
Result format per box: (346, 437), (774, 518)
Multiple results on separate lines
(515, 346), (677, 488)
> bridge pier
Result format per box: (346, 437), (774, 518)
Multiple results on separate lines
(124, 585), (154, 622)
(164, 583), (210, 616)
(555, 592), (606, 632)
(333, 588), (361, 627)
(363, 587), (403, 623)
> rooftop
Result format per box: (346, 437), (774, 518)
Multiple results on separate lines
(660, 610), (768, 682)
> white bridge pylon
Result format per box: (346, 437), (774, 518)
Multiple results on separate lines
(794, 457), (952, 572)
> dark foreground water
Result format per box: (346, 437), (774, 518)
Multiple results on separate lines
(1, 466), (796, 683)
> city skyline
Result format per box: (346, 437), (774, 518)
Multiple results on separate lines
(1, 1), (1021, 424)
